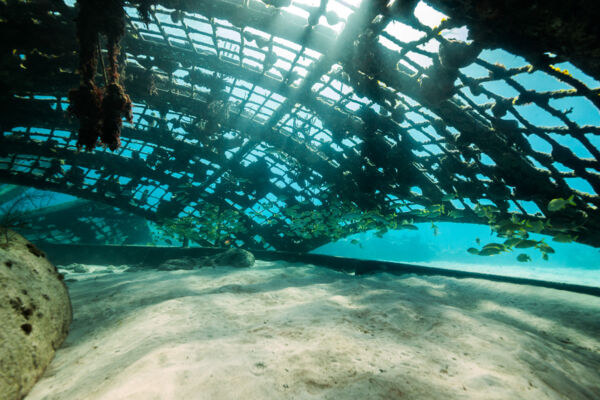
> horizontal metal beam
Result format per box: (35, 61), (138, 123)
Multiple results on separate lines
(35, 243), (600, 297)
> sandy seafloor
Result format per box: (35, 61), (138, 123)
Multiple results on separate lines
(26, 260), (600, 400)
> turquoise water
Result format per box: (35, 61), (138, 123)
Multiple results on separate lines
(3, 0), (600, 291)
(313, 222), (600, 287)
(3, 187), (600, 287)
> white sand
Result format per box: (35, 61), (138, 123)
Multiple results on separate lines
(26, 261), (600, 400)
(416, 261), (600, 288)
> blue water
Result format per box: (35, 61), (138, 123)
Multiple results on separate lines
(4, 187), (599, 287)
(313, 222), (600, 287)
(4, 2), (600, 290)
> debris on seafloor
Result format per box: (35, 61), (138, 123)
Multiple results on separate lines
(156, 248), (256, 271)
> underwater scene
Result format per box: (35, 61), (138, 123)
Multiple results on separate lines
(1, 0), (600, 399)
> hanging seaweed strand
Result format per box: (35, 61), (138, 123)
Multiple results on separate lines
(68, 0), (132, 152)
(97, 38), (108, 87)
(100, 4), (133, 152)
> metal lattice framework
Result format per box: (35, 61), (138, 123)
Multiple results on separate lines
(0, 185), (152, 244)
(1, 0), (599, 251)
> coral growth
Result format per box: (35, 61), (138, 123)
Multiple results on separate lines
(67, 84), (103, 151)
(68, 0), (132, 151)
(100, 83), (133, 151)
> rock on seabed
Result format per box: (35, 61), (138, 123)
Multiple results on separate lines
(0, 230), (72, 400)
(157, 248), (256, 271)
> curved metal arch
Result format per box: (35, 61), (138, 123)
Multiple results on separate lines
(1, 0), (600, 250)
(0, 144), (326, 251)
(2, 0), (469, 211)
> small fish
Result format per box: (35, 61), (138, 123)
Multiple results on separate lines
(546, 218), (586, 231)
(547, 195), (576, 212)
(514, 239), (539, 249)
(428, 204), (445, 213)
(478, 247), (503, 256)
(370, 214), (387, 224)
(475, 237), (480, 245)
(494, 217), (523, 230)
(517, 253), (532, 262)
(344, 212), (362, 220)
(165, 239), (173, 245)
(448, 210), (466, 218)
(426, 211), (441, 218)
(441, 193), (456, 202)
(375, 228), (388, 238)
(467, 247), (480, 255)
(537, 243), (555, 254)
(503, 238), (522, 247)
(552, 233), (577, 243)
(526, 220), (545, 233)
(399, 224), (419, 230)
(474, 204), (500, 217)
(431, 222), (439, 236)
(542, 253), (549, 261)
(408, 209), (427, 216)
(482, 243), (505, 251)
(350, 239), (360, 246)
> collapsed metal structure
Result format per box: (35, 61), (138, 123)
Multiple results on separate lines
(1, 0), (599, 251)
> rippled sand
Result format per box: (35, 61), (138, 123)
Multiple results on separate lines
(27, 261), (600, 399)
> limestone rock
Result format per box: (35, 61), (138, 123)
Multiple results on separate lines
(157, 257), (197, 271)
(0, 230), (72, 400)
(212, 248), (255, 268)
(156, 248), (255, 271)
